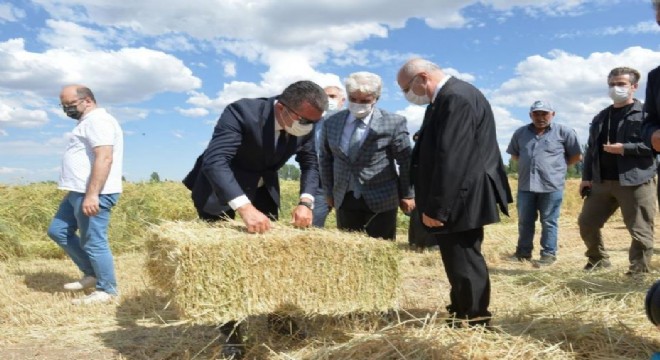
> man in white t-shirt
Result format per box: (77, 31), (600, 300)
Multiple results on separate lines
(47, 85), (123, 305)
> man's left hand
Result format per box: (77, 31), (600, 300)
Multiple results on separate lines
(422, 213), (444, 228)
(291, 205), (313, 228)
(603, 143), (624, 155)
(82, 194), (100, 217)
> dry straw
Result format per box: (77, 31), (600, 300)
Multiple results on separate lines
(146, 220), (400, 324)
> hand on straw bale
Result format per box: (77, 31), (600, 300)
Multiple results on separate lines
(236, 203), (272, 233)
(290, 203), (313, 228)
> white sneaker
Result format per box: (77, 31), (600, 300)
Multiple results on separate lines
(64, 276), (97, 291)
(71, 291), (116, 305)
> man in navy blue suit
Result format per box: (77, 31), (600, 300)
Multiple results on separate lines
(184, 80), (327, 233)
(183, 80), (327, 359)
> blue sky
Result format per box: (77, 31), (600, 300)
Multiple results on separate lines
(1, 0), (660, 183)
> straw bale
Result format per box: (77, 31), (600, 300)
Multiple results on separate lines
(146, 220), (400, 324)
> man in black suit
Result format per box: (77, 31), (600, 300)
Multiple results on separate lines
(397, 58), (512, 327)
(643, 0), (660, 206)
(183, 80), (327, 358)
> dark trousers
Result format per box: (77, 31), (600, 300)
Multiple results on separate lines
(578, 180), (655, 272)
(408, 208), (438, 248)
(436, 227), (491, 323)
(197, 186), (279, 222)
(336, 192), (397, 240)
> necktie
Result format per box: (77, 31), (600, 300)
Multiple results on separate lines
(348, 119), (366, 162)
(275, 130), (287, 161)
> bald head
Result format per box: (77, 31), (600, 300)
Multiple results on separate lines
(59, 85), (97, 120)
(397, 58), (444, 88)
(397, 58), (445, 105)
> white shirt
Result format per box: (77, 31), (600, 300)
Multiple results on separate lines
(58, 108), (124, 194)
(432, 75), (452, 102)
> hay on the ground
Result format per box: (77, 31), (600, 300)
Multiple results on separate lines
(146, 220), (400, 324)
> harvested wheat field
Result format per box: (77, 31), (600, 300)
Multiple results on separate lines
(1, 180), (660, 359)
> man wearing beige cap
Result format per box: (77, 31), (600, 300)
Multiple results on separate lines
(507, 100), (581, 266)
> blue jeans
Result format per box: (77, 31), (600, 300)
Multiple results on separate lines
(312, 186), (331, 228)
(47, 192), (119, 295)
(516, 190), (563, 257)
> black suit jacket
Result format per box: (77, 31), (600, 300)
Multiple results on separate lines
(643, 66), (660, 151)
(411, 77), (512, 234)
(183, 97), (319, 215)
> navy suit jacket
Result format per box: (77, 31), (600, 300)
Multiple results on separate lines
(183, 96), (319, 215)
(412, 77), (512, 234)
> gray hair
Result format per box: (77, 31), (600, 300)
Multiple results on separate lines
(76, 86), (96, 103)
(608, 67), (641, 85)
(345, 72), (382, 97)
(399, 58), (441, 78)
(279, 80), (328, 112)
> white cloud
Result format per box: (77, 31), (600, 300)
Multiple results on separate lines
(171, 130), (184, 139)
(176, 107), (209, 117)
(38, 20), (110, 50)
(105, 106), (150, 122)
(0, 166), (28, 174)
(223, 61), (237, 77)
(154, 34), (198, 52)
(0, 3), (25, 22)
(491, 46), (660, 145)
(395, 105), (427, 136)
(0, 104), (49, 128)
(0, 135), (69, 157)
(0, 38), (201, 104)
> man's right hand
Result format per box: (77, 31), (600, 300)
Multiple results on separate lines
(652, 130), (660, 152)
(326, 196), (334, 209)
(579, 180), (592, 197)
(236, 203), (271, 233)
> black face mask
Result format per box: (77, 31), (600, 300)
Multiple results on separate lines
(63, 105), (82, 120)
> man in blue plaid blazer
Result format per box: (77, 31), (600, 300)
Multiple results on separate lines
(319, 71), (415, 240)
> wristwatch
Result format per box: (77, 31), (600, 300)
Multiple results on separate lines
(298, 200), (314, 210)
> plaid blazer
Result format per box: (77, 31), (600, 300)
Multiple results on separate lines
(319, 107), (414, 213)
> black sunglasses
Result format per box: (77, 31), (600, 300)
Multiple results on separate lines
(280, 102), (316, 125)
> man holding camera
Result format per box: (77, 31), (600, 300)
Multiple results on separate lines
(579, 67), (656, 275)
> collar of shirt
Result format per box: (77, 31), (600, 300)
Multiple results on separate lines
(431, 75), (452, 103)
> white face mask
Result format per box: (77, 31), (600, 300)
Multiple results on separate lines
(405, 88), (431, 105)
(284, 120), (313, 137)
(281, 106), (315, 136)
(608, 85), (630, 103)
(348, 102), (373, 119)
(327, 99), (339, 111)
(404, 77), (431, 105)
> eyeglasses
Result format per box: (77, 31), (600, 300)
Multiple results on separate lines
(401, 74), (420, 93)
(280, 102), (317, 125)
(60, 99), (84, 109)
